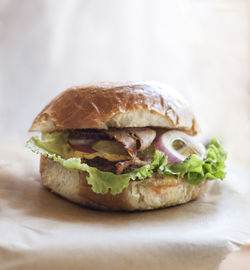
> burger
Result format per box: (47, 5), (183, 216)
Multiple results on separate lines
(26, 81), (227, 211)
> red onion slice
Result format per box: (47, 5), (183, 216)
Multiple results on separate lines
(68, 138), (95, 146)
(70, 144), (96, 154)
(154, 130), (206, 164)
(68, 138), (96, 153)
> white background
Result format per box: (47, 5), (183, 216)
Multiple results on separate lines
(0, 0), (249, 167)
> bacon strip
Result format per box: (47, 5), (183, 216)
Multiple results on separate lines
(69, 129), (110, 140)
(115, 159), (135, 175)
(69, 128), (156, 174)
(105, 128), (156, 174)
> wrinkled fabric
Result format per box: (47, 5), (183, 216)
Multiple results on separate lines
(0, 143), (250, 270)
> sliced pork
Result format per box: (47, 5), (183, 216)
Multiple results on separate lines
(69, 128), (156, 174)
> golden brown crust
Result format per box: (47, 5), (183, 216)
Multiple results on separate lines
(40, 156), (208, 211)
(30, 81), (198, 135)
(40, 155), (47, 174)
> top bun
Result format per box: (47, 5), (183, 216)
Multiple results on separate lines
(29, 81), (198, 134)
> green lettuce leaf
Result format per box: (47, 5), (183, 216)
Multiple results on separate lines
(38, 131), (71, 157)
(158, 138), (227, 185)
(26, 135), (227, 194)
(26, 136), (160, 195)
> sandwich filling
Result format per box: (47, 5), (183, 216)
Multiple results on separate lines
(67, 128), (156, 174)
(26, 128), (227, 195)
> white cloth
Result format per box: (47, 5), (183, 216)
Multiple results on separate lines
(0, 143), (250, 270)
(0, 1), (250, 268)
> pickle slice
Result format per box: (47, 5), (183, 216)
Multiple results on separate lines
(92, 140), (129, 155)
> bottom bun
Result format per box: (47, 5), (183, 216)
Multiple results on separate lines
(40, 156), (208, 211)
